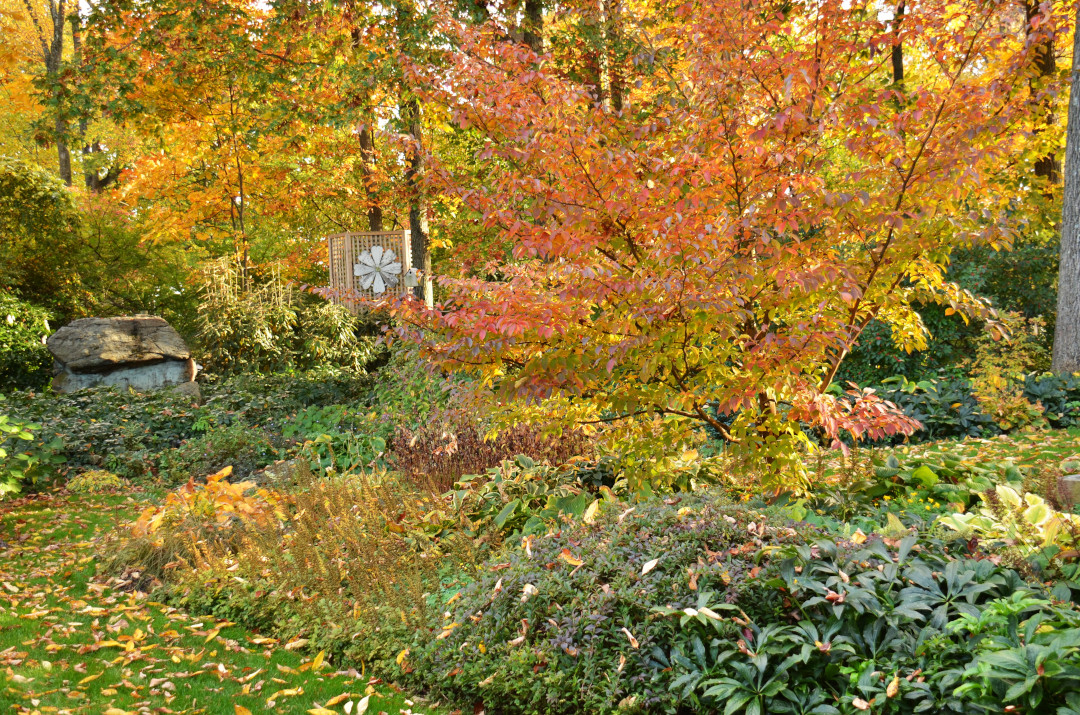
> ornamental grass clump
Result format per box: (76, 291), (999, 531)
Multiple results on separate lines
(169, 466), (480, 666)
(112, 465), (284, 582)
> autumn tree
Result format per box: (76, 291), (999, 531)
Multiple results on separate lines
(393, 0), (1060, 488)
(17, 0), (74, 184)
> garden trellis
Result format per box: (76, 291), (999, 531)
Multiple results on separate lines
(327, 230), (430, 311)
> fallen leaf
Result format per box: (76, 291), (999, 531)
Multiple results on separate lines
(641, 558), (659, 575)
(559, 549), (583, 567)
(582, 499), (600, 524)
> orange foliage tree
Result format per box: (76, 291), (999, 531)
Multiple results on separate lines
(81, 0), (420, 279)
(391, 0), (1065, 488)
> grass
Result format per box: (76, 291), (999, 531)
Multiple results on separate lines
(0, 492), (444, 715)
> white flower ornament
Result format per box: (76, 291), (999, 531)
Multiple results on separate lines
(353, 245), (402, 294)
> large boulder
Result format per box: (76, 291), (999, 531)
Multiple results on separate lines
(47, 316), (198, 394)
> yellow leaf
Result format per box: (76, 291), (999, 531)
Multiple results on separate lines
(324, 693), (350, 707)
(395, 647), (410, 665)
(204, 628), (221, 643)
(209, 466), (234, 481)
(886, 675), (900, 698)
(851, 529), (868, 545)
(311, 650), (326, 671)
(235, 707), (252, 715)
(104, 709), (132, 715)
(559, 548), (583, 567)
(308, 709), (335, 715)
(78, 672), (103, 685)
(582, 499), (600, 525)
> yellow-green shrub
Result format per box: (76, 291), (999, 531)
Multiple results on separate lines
(66, 469), (126, 494)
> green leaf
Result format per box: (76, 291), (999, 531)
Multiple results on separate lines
(911, 465), (939, 487)
(493, 499), (520, 529)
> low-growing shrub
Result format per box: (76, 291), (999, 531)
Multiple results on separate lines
(858, 371), (1080, 445)
(406, 495), (806, 714)
(281, 403), (392, 475)
(66, 469), (125, 493)
(445, 455), (598, 538)
(0, 393), (63, 497)
(874, 376), (996, 442)
(655, 535), (1080, 714)
(157, 423), (277, 485)
(2, 368), (371, 481)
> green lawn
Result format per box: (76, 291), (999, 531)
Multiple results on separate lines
(0, 492), (443, 715)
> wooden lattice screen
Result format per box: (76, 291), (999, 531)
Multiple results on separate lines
(328, 230), (428, 311)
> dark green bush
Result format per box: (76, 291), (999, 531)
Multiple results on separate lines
(0, 291), (52, 391)
(0, 159), (82, 319)
(2, 368), (372, 481)
(406, 495), (807, 714)
(843, 372), (1080, 446)
(873, 377), (996, 442)
(157, 423), (277, 484)
(838, 235), (1059, 387)
(660, 535), (1080, 714)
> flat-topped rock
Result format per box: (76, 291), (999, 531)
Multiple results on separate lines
(47, 316), (190, 372)
(46, 316), (198, 395)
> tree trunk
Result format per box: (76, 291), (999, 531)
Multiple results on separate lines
(397, 0), (431, 303)
(1027, 0), (1060, 184)
(24, 0), (72, 184)
(358, 120), (383, 231)
(523, 0), (542, 53)
(604, 0), (623, 112)
(48, 1), (71, 185)
(401, 96), (430, 304)
(891, 1), (904, 86)
(1052, 4), (1080, 373)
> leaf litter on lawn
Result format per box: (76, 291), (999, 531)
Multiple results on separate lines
(0, 492), (444, 715)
